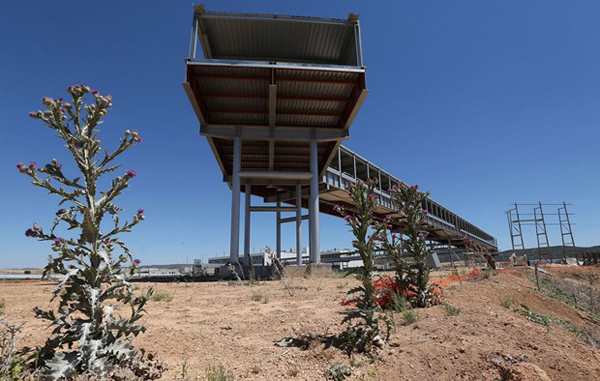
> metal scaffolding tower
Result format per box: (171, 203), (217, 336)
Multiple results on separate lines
(533, 202), (551, 262)
(507, 203), (525, 253)
(506, 202), (577, 264)
(558, 202), (578, 263)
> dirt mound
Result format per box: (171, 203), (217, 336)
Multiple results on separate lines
(509, 362), (552, 381)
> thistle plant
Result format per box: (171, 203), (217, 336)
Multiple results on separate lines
(334, 179), (390, 353)
(378, 184), (440, 307)
(18, 85), (152, 379)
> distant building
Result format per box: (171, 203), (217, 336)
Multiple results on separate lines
(207, 247), (361, 269)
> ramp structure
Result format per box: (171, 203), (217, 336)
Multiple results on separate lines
(183, 6), (497, 266)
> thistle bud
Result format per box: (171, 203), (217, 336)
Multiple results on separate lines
(42, 97), (54, 106)
(132, 131), (143, 143)
(124, 170), (137, 179)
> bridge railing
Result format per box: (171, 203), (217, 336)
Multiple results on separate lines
(324, 146), (497, 249)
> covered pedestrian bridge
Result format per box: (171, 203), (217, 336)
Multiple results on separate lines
(182, 6), (497, 267)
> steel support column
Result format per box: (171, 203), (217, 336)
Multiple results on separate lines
(244, 185), (251, 265)
(276, 200), (281, 259)
(230, 136), (241, 264)
(296, 185), (302, 265)
(309, 138), (321, 263)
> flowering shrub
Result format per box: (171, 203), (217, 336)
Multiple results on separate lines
(335, 179), (391, 353)
(377, 184), (441, 308)
(18, 85), (155, 379)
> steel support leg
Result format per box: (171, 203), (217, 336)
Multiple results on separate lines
(296, 184), (302, 265)
(309, 138), (320, 263)
(276, 200), (281, 259)
(244, 185), (251, 266)
(229, 136), (241, 264)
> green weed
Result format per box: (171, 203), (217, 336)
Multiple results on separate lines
(500, 295), (515, 309)
(443, 303), (461, 316)
(151, 292), (173, 302)
(402, 309), (419, 325)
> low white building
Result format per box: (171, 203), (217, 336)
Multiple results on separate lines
(207, 247), (360, 269)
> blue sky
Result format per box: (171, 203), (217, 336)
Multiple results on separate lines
(2, 0), (600, 268)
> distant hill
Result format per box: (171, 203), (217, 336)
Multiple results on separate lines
(496, 245), (600, 261)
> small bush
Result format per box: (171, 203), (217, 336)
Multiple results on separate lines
(390, 292), (410, 312)
(500, 295), (515, 309)
(443, 303), (460, 316)
(325, 363), (352, 381)
(0, 299), (4, 316)
(205, 364), (235, 381)
(262, 295), (270, 304)
(402, 309), (419, 325)
(251, 293), (263, 302)
(151, 292), (173, 303)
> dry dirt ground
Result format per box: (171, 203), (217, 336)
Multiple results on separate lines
(1, 267), (599, 381)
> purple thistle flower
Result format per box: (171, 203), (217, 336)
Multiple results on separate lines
(343, 215), (351, 222)
(28, 111), (38, 118)
(33, 306), (40, 313)
(91, 90), (99, 95)
(53, 237), (62, 244)
(418, 232), (425, 238)
(133, 259), (141, 265)
(16, 162), (26, 172)
(42, 97), (54, 106)
(133, 134), (143, 143)
(423, 209), (429, 216)
(410, 184), (418, 190)
(28, 162), (37, 170)
(137, 209), (144, 214)
(125, 170), (137, 178)
(333, 205), (341, 212)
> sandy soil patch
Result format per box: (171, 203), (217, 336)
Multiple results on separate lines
(1, 268), (599, 380)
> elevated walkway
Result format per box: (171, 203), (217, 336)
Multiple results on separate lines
(182, 6), (497, 266)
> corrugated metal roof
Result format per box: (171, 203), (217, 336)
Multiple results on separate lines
(188, 62), (363, 128)
(196, 12), (360, 66)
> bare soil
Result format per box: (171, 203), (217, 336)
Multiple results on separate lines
(1, 267), (599, 381)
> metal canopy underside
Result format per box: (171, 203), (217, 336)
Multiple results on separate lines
(184, 7), (368, 199)
(195, 10), (362, 66)
(185, 62), (367, 195)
